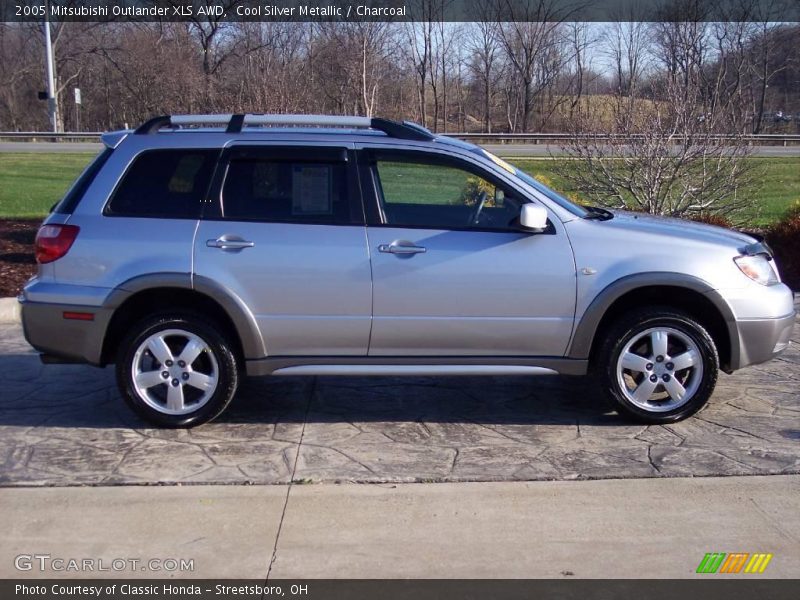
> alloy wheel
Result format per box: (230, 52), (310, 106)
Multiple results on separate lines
(615, 326), (703, 412)
(130, 328), (219, 416)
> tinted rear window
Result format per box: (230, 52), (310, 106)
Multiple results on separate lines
(105, 149), (218, 218)
(52, 148), (113, 214)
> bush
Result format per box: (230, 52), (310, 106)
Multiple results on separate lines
(766, 201), (800, 291)
(459, 176), (495, 206)
(689, 213), (735, 228)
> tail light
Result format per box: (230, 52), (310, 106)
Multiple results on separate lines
(34, 224), (80, 264)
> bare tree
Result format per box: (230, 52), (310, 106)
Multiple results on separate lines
(559, 75), (754, 219)
(466, 16), (501, 132)
(0, 16), (797, 136)
(403, 1), (439, 127)
(606, 21), (650, 100)
(495, 0), (570, 131)
(0, 24), (41, 130)
(748, 20), (788, 133)
(563, 22), (593, 118)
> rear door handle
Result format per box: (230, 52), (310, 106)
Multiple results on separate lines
(378, 241), (427, 255)
(207, 237), (255, 250)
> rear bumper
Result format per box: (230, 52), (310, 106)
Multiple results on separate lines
(19, 297), (111, 366)
(735, 311), (795, 370)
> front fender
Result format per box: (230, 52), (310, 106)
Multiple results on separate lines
(567, 272), (739, 368)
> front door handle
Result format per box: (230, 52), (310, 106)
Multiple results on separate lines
(207, 237), (255, 250)
(378, 241), (427, 255)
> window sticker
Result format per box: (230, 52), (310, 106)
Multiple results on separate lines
(292, 165), (333, 215)
(482, 150), (516, 175)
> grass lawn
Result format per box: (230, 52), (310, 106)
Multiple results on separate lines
(512, 158), (800, 227)
(0, 152), (797, 226)
(378, 161), (487, 205)
(0, 153), (98, 218)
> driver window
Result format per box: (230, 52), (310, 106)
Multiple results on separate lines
(374, 160), (520, 230)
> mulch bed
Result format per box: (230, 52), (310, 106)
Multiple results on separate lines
(0, 219), (39, 297)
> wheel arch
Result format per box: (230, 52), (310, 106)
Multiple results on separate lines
(100, 273), (266, 365)
(568, 273), (739, 373)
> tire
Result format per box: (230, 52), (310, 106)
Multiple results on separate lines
(116, 312), (239, 427)
(597, 306), (719, 424)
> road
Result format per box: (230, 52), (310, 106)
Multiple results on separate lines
(2, 141), (799, 157)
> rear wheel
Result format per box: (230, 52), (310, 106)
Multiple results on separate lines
(598, 307), (719, 423)
(116, 313), (239, 427)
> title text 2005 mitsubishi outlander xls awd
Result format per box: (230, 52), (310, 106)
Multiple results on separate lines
(19, 114), (795, 427)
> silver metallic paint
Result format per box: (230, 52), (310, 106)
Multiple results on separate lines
(19, 126), (795, 378)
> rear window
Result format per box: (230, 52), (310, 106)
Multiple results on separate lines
(52, 148), (113, 214)
(105, 149), (218, 218)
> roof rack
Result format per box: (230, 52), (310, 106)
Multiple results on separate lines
(134, 114), (435, 141)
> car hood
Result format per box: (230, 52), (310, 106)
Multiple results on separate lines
(599, 210), (757, 249)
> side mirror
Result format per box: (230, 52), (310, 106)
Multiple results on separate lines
(520, 204), (548, 232)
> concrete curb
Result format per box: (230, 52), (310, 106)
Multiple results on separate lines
(0, 297), (20, 324)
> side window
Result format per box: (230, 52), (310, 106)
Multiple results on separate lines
(105, 149), (217, 218)
(221, 159), (352, 224)
(374, 159), (521, 230)
(53, 147), (113, 214)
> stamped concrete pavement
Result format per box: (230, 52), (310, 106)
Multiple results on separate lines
(0, 309), (798, 487)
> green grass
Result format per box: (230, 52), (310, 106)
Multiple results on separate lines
(0, 153), (95, 218)
(378, 161), (485, 205)
(742, 158), (800, 225)
(511, 157), (800, 227)
(0, 152), (797, 226)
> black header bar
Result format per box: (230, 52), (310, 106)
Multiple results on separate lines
(3, 0), (799, 23)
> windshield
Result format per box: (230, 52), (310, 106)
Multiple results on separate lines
(478, 149), (588, 218)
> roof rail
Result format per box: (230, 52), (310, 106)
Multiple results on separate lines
(133, 114), (435, 141)
(134, 115), (171, 134)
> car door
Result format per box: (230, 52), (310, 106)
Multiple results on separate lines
(193, 144), (372, 356)
(359, 147), (577, 357)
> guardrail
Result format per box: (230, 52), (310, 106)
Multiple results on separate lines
(0, 131), (102, 142)
(456, 132), (800, 146)
(1, 131), (799, 145)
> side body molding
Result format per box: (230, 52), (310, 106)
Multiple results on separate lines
(103, 273), (267, 360)
(567, 272), (740, 368)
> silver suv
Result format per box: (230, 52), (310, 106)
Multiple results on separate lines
(19, 114), (795, 427)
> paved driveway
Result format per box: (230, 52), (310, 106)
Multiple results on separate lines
(0, 314), (797, 487)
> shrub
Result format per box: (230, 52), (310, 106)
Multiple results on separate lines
(689, 213), (735, 228)
(459, 176), (495, 206)
(766, 201), (800, 291)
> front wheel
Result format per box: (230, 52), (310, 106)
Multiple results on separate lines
(598, 307), (719, 423)
(116, 313), (239, 427)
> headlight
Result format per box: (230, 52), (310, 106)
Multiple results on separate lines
(734, 254), (778, 285)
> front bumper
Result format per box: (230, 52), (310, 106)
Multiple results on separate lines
(735, 310), (795, 369)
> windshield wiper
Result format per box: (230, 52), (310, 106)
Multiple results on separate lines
(582, 206), (614, 221)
